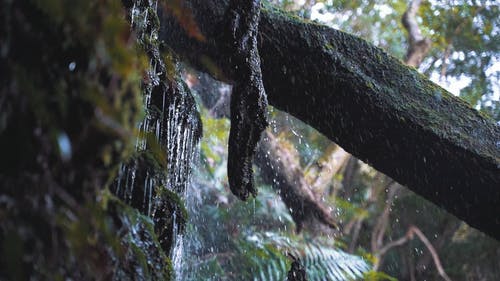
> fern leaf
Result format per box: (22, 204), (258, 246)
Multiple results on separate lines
(246, 232), (371, 281)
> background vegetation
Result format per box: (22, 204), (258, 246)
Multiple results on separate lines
(180, 0), (500, 280)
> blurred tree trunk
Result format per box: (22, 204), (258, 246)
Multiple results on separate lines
(255, 131), (338, 232)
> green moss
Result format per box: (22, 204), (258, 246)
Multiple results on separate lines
(102, 193), (173, 280)
(262, 1), (308, 24)
(324, 43), (334, 50)
(156, 187), (188, 229)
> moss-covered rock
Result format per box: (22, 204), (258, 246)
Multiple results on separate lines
(104, 193), (173, 281)
(0, 1), (177, 280)
(152, 187), (188, 254)
(0, 187), (172, 280)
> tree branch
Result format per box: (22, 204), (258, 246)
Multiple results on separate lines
(416, 220), (460, 275)
(402, 0), (432, 67)
(409, 226), (452, 281)
(370, 182), (401, 253)
(160, 0), (500, 239)
(375, 226), (451, 281)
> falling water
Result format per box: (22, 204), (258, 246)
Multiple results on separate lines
(112, 1), (201, 279)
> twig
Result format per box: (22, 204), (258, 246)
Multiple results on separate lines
(370, 182), (400, 253)
(409, 226), (452, 281)
(375, 225), (452, 281)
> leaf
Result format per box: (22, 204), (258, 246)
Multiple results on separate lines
(246, 232), (371, 281)
(363, 270), (398, 281)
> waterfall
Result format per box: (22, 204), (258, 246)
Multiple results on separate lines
(112, 0), (201, 279)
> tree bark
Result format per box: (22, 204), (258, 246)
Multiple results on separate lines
(159, 0), (500, 239)
(402, 0), (432, 67)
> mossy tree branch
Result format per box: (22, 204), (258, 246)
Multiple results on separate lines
(159, 0), (500, 239)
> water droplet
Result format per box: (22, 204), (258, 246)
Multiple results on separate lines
(434, 90), (442, 102)
(68, 61), (76, 71)
(57, 132), (72, 161)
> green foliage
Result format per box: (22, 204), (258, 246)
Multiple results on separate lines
(363, 270), (398, 281)
(269, 109), (333, 167)
(419, 1), (499, 118)
(297, 0), (499, 120)
(305, 0), (408, 57)
(3, 0), (497, 280)
(183, 108), (372, 279)
(183, 186), (371, 280)
(199, 109), (231, 177)
(438, 225), (500, 280)
(245, 232), (370, 281)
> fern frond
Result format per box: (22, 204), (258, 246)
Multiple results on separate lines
(246, 232), (371, 281)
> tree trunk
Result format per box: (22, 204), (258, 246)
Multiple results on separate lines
(159, 0), (500, 239)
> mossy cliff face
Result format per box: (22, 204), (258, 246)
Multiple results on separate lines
(0, 1), (188, 279)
